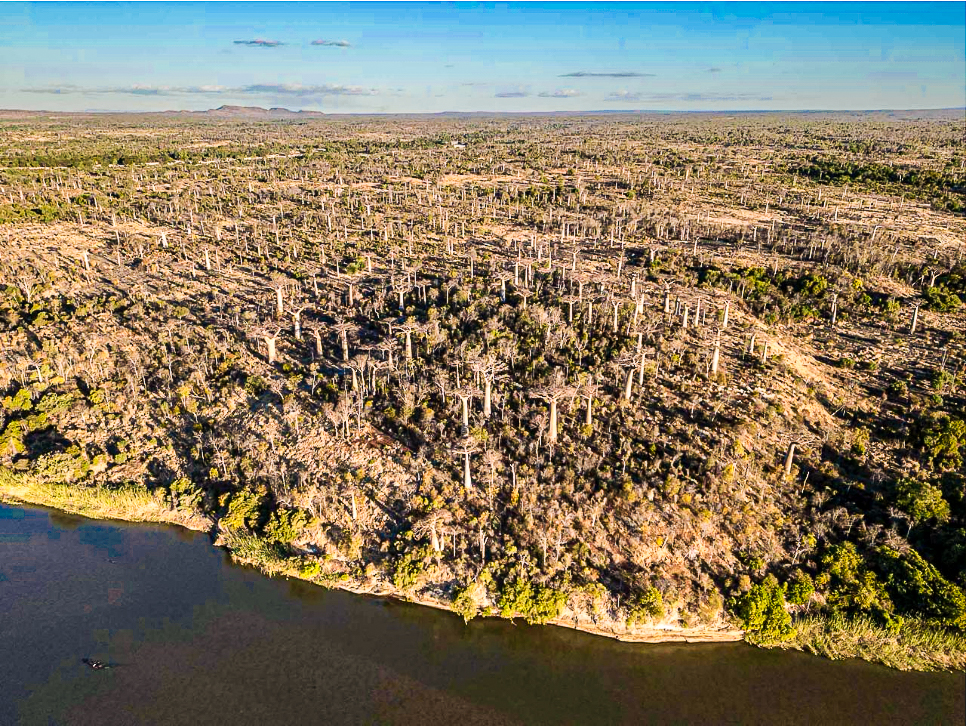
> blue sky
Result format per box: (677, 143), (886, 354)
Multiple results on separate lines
(1, 2), (963, 113)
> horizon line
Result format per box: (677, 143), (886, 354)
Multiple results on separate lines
(1, 106), (964, 117)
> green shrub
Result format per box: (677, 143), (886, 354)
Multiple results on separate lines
(244, 375), (268, 397)
(264, 507), (310, 545)
(453, 583), (481, 622)
(497, 577), (567, 624)
(785, 570), (815, 607)
(895, 478), (950, 527)
(873, 547), (965, 631)
(0, 420), (26, 455)
(391, 548), (429, 590)
(2, 388), (32, 412)
(626, 587), (664, 625)
(888, 380), (908, 397)
(917, 414), (965, 470)
(168, 477), (204, 511)
(923, 285), (962, 313)
(732, 574), (793, 639)
(930, 370), (955, 391)
(798, 273), (828, 297)
(36, 392), (75, 415)
(219, 487), (266, 532)
(816, 543), (895, 625)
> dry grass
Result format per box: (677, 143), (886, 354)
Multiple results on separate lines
(0, 466), (210, 531)
(752, 614), (966, 672)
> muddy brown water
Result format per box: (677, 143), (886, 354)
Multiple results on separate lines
(1, 503), (963, 725)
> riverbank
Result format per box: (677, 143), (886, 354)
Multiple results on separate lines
(215, 528), (744, 645)
(2, 478), (962, 671)
(0, 477), (740, 646)
(0, 470), (211, 532)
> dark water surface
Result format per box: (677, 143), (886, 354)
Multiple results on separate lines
(1, 503), (963, 725)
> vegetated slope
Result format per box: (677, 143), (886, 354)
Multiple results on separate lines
(0, 112), (963, 669)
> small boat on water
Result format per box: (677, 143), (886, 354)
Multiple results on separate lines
(82, 658), (109, 670)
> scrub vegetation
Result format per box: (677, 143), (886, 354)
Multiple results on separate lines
(0, 108), (963, 670)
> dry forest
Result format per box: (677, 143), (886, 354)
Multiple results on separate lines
(0, 109), (964, 670)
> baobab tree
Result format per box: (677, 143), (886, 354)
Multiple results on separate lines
(259, 326), (281, 365)
(452, 385), (479, 430)
(469, 352), (503, 419)
(453, 436), (480, 491)
(530, 372), (575, 446)
(337, 270), (364, 308)
(710, 332), (722, 376)
(304, 320), (326, 357)
(397, 319), (422, 361)
(480, 448), (504, 507)
(495, 270), (514, 303)
(375, 338), (395, 371)
(413, 508), (454, 554)
(289, 305), (308, 341)
(562, 294), (581, 324)
(332, 320), (355, 364)
(579, 378), (600, 429)
(270, 273), (288, 318)
(613, 352), (639, 402)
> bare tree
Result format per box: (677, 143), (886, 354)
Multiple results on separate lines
(530, 371), (575, 445)
(453, 437), (480, 491)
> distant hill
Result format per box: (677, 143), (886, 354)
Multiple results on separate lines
(0, 105), (329, 120)
(185, 105), (327, 119)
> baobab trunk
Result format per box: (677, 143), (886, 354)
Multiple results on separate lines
(624, 369), (634, 401)
(910, 304), (919, 335)
(711, 337), (721, 376)
(275, 286), (284, 317)
(784, 442), (796, 477)
(266, 337), (277, 364)
(464, 453), (473, 491)
(549, 399), (558, 443)
(483, 378), (492, 418)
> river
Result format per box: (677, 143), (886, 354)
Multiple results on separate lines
(0, 503), (963, 725)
